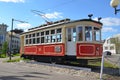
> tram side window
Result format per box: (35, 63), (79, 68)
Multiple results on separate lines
(25, 35), (29, 45)
(25, 39), (28, 44)
(33, 38), (36, 44)
(78, 27), (83, 41)
(29, 39), (32, 44)
(94, 27), (100, 41)
(26, 35), (28, 38)
(57, 28), (62, 42)
(37, 38), (40, 43)
(36, 32), (40, 44)
(45, 31), (50, 43)
(36, 32), (40, 36)
(41, 32), (45, 43)
(51, 30), (56, 42)
(85, 26), (92, 41)
(32, 33), (36, 44)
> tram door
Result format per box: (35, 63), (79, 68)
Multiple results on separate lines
(66, 27), (76, 56)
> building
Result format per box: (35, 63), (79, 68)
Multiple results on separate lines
(0, 23), (8, 49)
(6, 32), (20, 53)
(103, 34), (120, 55)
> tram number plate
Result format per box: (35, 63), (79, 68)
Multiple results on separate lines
(55, 46), (61, 53)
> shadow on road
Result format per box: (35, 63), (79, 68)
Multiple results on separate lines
(0, 76), (24, 80)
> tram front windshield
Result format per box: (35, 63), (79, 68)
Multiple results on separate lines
(84, 26), (101, 42)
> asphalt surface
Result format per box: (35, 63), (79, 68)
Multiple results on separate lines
(0, 62), (85, 80)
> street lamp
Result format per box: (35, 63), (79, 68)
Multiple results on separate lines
(110, 0), (120, 15)
(9, 18), (28, 60)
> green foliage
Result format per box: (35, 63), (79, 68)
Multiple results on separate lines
(88, 60), (118, 68)
(6, 58), (30, 62)
(6, 58), (21, 62)
(13, 53), (20, 57)
(0, 41), (8, 58)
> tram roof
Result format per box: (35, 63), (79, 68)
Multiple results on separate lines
(21, 18), (103, 34)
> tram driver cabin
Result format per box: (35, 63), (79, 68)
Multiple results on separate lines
(20, 18), (103, 64)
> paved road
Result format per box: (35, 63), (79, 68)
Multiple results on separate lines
(105, 54), (120, 67)
(0, 62), (85, 80)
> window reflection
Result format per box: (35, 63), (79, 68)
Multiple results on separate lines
(94, 27), (100, 41)
(73, 28), (76, 42)
(85, 26), (92, 41)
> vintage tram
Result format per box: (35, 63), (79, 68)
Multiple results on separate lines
(20, 17), (103, 64)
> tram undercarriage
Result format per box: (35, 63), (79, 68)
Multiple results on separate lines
(21, 54), (100, 65)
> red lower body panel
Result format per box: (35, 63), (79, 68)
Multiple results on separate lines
(76, 43), (103, 58)
(24, 43), (65, 56)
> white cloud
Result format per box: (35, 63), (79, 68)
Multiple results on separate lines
(93, 17), (120, 33)
(44, 12), (63, 19)
(101, 17), (120, 26)
(94, 17), (120, 26)
(102, 27), (117, 32)
(0, 0), (25, 3)
(16, 23), (31, 32)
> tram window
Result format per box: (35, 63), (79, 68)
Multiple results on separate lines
(46, 31), (49, 35)
(37, 38), (40, 43)
(73, 28), (76, 42)
(25, 39), (28, 44)
(57, 34), (62, 42)
(33, 38), (36, 44)
(51, 35), (56, 42)
(94, 27), (100, 41)
(57, 28), (61, 33)
(85, 26), (92, 41)
(45, 36), (50, 43)
(67, 28), (71, 41)
(32, 33), (35, 37)
(26, 35), (28, 38)
(51, 30), (55, 34)
(41, 32), (44, 36)
(36, 32), (40, 36)
(29, 39), (32, 44)
(78, 27), (83, 41)
(41, 37), (44, 43)
(29, 34), (31, 38)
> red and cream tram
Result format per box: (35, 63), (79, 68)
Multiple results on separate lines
(20, 18), (103, 64)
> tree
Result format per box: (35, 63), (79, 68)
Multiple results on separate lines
(0, 41), (8, 58)
(11, 28), (24, 34)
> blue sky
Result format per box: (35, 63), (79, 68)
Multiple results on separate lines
(0, 0), (120, 40)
